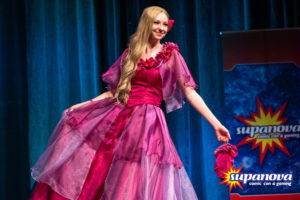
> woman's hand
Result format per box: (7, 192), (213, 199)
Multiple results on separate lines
(214, 125), (231, 143)
(69, 103), (83, 112)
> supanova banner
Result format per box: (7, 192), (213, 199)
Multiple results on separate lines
(221, 29), (300, 199)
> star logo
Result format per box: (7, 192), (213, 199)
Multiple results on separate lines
(235, 97), (291, 165)
(220, 166), (244, 192)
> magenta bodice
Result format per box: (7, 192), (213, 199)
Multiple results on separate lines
(127, 67), (163, 108)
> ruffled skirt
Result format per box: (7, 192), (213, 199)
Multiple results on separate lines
(30, 98), (198, 200)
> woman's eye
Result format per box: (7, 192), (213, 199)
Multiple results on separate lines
(154, 21), (159, 24)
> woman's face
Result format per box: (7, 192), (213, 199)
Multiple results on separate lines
(150, 13), (169, 42)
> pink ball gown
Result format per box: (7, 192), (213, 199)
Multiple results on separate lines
(30, 42), (199, 200)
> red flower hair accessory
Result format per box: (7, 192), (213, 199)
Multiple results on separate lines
(168, 19), (175, 32)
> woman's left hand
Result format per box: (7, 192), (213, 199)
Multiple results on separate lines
(214, 125), (231, 143)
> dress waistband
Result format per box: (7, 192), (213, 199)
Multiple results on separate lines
(126, 93), (162, 108)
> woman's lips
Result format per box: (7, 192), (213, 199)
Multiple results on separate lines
(154, 31), (165, 36)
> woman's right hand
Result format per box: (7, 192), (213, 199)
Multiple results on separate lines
(69, 103), (83, 112)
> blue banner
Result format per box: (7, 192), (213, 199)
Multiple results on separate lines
(224, 62), (300, 196)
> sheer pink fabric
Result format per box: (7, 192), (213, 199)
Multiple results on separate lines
(101, 153), (197, 199)
(160, 47), (198, 113)
(31, 98), (123, 199)
(101, 49), (128, 92)
(30, 42), (199, 200)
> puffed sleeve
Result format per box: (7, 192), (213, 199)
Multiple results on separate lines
(160, 49), (198, 113)
(101, 49), (128, 91)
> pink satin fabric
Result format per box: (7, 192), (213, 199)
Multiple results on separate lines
(214, 144), (238, 180)
(127, 67), (163, 108)
(30, 42), (198, 200)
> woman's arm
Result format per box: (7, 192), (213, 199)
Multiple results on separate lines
(181, 86), (231, 143)
(91, 90), (114, 101)
(69, 91), (113, 111)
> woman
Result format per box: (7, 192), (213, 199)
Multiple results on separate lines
(30, 6), (230, 200)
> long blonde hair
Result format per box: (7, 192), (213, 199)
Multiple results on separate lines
(114, 6), (169, 104)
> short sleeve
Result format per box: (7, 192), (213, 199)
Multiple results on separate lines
(102, 49), (128, 92)
(160, 49), (198, 113)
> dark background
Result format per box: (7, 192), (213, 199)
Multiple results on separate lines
(0, 0), (299, 199)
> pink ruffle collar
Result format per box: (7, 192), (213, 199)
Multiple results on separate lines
(137, 42), (179, 70)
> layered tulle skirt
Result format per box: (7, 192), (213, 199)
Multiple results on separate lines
(30, 98), (198, 200)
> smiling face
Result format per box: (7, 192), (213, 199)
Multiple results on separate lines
(149, 12), (169, 42)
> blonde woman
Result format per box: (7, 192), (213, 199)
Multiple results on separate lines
(30, 6), (230, 200)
